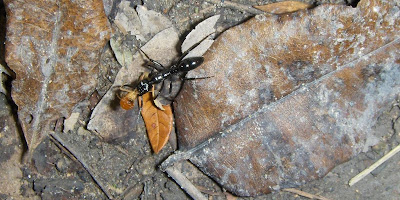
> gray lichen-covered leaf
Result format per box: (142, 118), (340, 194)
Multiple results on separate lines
(173, 0), (400, 196)
(4, 0), (111, 158)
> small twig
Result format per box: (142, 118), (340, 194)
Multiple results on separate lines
(49, 135), (79, 162)
(50, 134), (113, 199)
(283, 188), (331, 200)
(195, 185), (223, 196)
(165, 165), (207, 200)
(205, 0), (264, 15)
(349, 143), (400, 186)
(160, 137), (217, 199)
(115, 183), (143, 200)
(177, 6), (216, 25)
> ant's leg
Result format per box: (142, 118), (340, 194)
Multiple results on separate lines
(139, 72), (152, 83)
(137, 96), (144, 121)
(114, 84), (135, 92)
(162, 93), (175, 102)
(169, 79), (173, 94)
(117, 86), (137, 100)
(162, 79), (177, 102)
(136, 47), (165, 71)
(153, 81), (164, 99)
(183, 75), (214, 81)
(151, 85), (156, 99)
(119, 87), (135, 93)
(138, 96), (143, 108)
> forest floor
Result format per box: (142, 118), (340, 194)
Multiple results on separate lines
(1, 0), (400, 199)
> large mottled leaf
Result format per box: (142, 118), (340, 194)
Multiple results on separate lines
(5, 0), (111, 157)
(173, 0), (400, 196)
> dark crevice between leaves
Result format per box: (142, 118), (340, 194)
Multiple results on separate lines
(0, 0), (28, 161)
(2, 73), (28, 159)
(346, 0), (360, 7)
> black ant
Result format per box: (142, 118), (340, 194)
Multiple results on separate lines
(119, 48), (205, 110)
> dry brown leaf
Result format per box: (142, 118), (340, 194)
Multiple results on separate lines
(173, 0), (400, 196)
(141, 92), (173, 153)
(5, 0), (111, 158)
(254, 1), (312, 14)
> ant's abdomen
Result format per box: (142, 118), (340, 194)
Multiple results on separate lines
(178, 57), (204, 72)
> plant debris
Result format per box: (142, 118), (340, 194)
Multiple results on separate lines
(349, 143), (400, 186)
(3, 0), (400, 199)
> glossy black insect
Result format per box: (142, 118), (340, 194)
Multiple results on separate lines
(119, 49), (204, 110)
(136, 55), (204, 96)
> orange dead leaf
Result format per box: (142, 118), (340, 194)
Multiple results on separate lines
(141, 92), (173, 153)
(254, 1), (312, 14)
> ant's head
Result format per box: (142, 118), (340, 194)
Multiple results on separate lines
(178, 57), (204, 72)
(137, 79), (151, 96)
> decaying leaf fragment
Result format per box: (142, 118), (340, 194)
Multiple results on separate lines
(173, 0), (400, 196)
(141, 92), (173, 153)
(5, 0), (111, 157)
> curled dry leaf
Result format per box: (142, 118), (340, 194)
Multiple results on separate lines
(254, 1), (313, 14)
(173, 0), (400, 196)
(5, 0), (111, 157)
(141, 92), (173, 153)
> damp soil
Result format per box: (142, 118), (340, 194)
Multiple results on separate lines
(1, 0), (400, 199)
